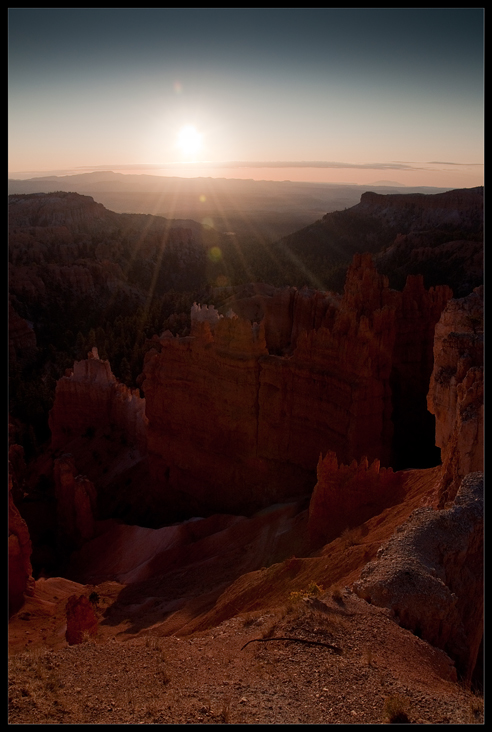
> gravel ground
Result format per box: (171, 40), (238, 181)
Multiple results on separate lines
(8, 589), (484, 725)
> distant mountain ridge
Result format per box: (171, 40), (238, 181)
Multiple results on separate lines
(7, 171), (453, 240)
(276, 186), (483, 296)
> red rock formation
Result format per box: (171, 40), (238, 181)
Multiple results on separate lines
(53, 455), (98, 552)
(9, 473), (34, 615)
(141, 254), (451, 517)
(143, 314), (277, 516)
(390, 274), (453, 468)
(427, 287), (483, 506)
(308, 451), (404, 547)
(65, 594), (98, 645)
(49, 348), (147, 453)
(45, 254), (451, 519)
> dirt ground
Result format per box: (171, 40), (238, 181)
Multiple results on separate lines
(8, 588), (483, 725)
(8, 466), (484, 725)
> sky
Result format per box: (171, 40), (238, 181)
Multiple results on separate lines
(8, 8), (484, 188)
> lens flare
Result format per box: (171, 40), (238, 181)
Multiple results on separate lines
(208, 246), (222, 262)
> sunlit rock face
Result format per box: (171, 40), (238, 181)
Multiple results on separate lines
(142, 254), (451, 517)
(427, 287), (483, 507)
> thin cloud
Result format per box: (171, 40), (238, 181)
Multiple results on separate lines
(427, 161), (483, 166)
(75, 161), (423, 172)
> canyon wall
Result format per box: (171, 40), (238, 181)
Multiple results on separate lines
(49, 347), (148, 453)
(308, 452), (404, 548)
(141, 254), (451, 517)
(9, 472), (34, 615)
(46, 254), (453, 520)
(427, 286), (484, 507)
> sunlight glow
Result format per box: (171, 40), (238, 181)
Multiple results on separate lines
(176, 125), (202, 156)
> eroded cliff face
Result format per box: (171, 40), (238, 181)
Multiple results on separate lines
(140, 254), (451, 517)
(9, 472), (34, 616)
(358, 187), (483, 232)
(53, 456), (98, 553)
(427, 287), (483, 506)
(308, 452), (404, 548)
(45, 254), (454, 522)
(49, 348), (147, 453)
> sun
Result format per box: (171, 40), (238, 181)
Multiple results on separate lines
(176, 125), (202, 157)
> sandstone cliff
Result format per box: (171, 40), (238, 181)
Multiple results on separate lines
(427, 287), (483, 506)
(49, 348), (147, 453)
(141, 254), (451, 517)
(308, 451), (404, 548)
(53, 455), (98, 552)
(278, 186), (482, 295)
(9, 472), (34, 615)
(357, 187), (483, 233)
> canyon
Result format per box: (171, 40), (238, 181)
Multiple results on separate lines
(8, 187), (483, 722)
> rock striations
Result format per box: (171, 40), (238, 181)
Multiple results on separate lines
(8, 472), (34, 616)
(136, 254), (452, 517)
(308, 451), (404, 548)
(427, 287), (484, 507)
(45, 254), (452, 520)
(49, 347), (147, 454)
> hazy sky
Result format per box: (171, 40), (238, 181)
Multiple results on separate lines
(8, 8), (484, 187)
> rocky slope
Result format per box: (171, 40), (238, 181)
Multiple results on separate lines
(353, 471), (483, 683)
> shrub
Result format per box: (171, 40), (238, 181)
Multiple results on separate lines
(383, 695), (411, 723)
(330, 586), (344, 604)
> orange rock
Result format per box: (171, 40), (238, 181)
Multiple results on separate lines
(53, 456), (98, 551)
(308, 451), (404, 547)
(65, 594), (98, 645)
(47, 254), (452, 519)
(8, 473), (34, 615)
(49, 348), (147, 452)
(141, 254), (451, 517)
(427, 287), (483, 506)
